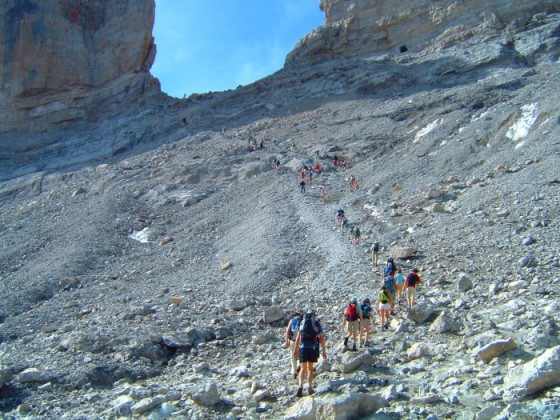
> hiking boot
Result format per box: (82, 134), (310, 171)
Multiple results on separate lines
(343, 336), (349, 347)
(308, 388), (314, 396)
(293, 373), (297, 380)
(384, 323), (389, 330)
(351, 344), (357, 351)
(296, 387), (303, 398)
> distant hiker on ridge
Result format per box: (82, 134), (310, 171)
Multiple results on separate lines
(371, 242), (380, 267)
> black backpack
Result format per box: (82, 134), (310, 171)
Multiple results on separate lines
(300, 313), (319, 345)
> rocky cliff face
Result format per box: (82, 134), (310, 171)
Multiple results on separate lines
(287, 0), (560, 64)
(0, 0), (166, 180)
(1, 0), (155, 98)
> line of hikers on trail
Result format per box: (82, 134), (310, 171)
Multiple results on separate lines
(336, 209), (362, 245)
(285, 259), (422, 397)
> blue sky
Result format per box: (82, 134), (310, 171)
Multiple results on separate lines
(151, 1), (324, 98)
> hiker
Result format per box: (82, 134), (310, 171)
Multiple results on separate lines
(378, 286), (393, 330)
(308, 168), (313, 185)
(395, 268), (405, 303)
(319, 185), (326, 202)
(353, 226), (361, 244)
(385, 258), (397, 277)
(383, 270), (397, 311)
(336, 209), (345, 226)
(271, 158), (280, 169)
(290, 139), (297, 151)
(293, 311), (327, 397)
(342, 297), (362, 351)
(349, 225), (356, 243)
(285, 312), (303, 379)
(341, 159), (346, 171)
(360, 298), (375, 346)
(332, 155), (338, 166)
(405, 268), (422, 307)
(259, 139), (265, 149)
(300, 179), (306, 194)
(371, 242), (380, 267)
(301, 170), (305, 181)
(313, 163), (321, 172)
(350, 175), (359, 191)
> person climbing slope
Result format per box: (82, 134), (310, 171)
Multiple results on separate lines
(293, 311), (327, 397)
(285, 311), (303, 379)
(342, 297), (362, 351)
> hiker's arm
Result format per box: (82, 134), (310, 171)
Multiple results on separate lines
(284, 322), (291, 347)
(319, 334), (328, 360)
(293, 333), (301, 357)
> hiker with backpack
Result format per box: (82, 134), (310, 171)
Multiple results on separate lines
(378, 286), (393, 330)
(384, 258), (397, 277)
(405, 268), (422, 307)
(360, 298), (375, 346)
(300, 179), (306, 194)
(292, 311), (327, 397)
(341, 297), (362, 351)
(285, 312), (303, 379)
(353, 226), (361, 244)
(395, 268), (405, 304)
(371, 242), (380, 267)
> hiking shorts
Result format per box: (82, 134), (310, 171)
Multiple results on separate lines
(346, 319), (360, 333)
(299, 346), (319, 363)
(406, 286), (417, 298)
(379, 303), (391, 311)
(361, 318), (372, 329)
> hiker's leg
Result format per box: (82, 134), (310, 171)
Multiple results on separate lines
(290, 341), (298, 375)
(306, 362), (314, 387)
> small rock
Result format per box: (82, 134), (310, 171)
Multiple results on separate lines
(18, 368), (48, 383)
(191, 382), (221, 407)
(229, 299), (248, 311)
(131, 395), (165, 415)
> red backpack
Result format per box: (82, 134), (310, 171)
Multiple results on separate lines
(345, 304), (358, 321)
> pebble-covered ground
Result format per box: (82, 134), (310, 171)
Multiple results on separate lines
(1, 12), (560, 420)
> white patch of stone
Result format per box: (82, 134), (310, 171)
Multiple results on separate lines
(128, 227), (152, 243)
(414, 118), (443, 143)
(506, 103), (539, 142)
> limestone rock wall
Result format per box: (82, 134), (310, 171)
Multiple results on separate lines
(0, 0), (155, 99)
(0, 0), (158, 138)
(287, 0), (560, 64)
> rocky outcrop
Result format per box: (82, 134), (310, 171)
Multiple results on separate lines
(287, 0), (560, 65)
(1, 0), (155, 100)
(0, 0), (163, 178)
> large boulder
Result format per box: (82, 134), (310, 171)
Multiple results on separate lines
(316, 393), (389, 419)
(503, 345), (560, 399)
(406, 301), (435, 324)
(475, 338), (517, 363)
(285, 396), (318, 420)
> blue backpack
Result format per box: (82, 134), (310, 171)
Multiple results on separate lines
(288, 316), (302, 340)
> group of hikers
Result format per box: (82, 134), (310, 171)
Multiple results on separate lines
(284, 257), (422, 397)
(336, 209), (362, 245)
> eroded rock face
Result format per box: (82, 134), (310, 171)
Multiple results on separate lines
(0, 0), (163, 180)
(287, 0), (560, 64)
(1, 0), (155, 98)
(0, 0), (158, 136)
